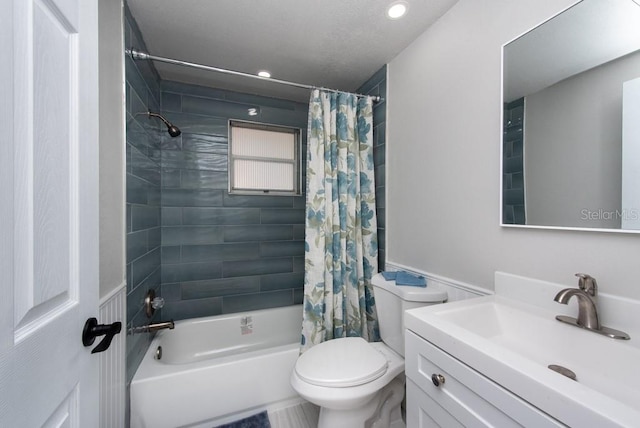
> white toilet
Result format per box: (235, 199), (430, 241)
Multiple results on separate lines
(291, 272), (447, 428)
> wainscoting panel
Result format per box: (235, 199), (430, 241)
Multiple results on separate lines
(99, 284), (126, 428)
(384, 262), (492, 301)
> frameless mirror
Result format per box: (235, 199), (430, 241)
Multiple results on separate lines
(501, 0), (640, 232)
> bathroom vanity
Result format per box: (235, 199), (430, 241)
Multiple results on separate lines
(404, 272), (640, 427)
(405, 330), (562, 427)
(405, 331), (563, 427)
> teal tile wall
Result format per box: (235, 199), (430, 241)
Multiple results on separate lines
(159, 81), (309, 320)
(124, 2), (389, 384)
(357, 65), (387, 270)
(124, 4), (163, 386)
(503, 98), (525, 224)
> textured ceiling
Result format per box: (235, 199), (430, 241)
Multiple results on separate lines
(126, 0), (459, 101)
(504, 0), (640, 102)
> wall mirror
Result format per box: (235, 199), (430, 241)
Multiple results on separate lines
(501, 0), (640, 232)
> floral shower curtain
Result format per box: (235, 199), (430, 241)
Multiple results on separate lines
(300, 89), (379, 353)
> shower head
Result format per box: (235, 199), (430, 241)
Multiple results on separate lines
(145, 112), (181, 137)
(167, 124), (181, 138)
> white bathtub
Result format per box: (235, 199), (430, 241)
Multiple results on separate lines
(130, 305), (303, 428)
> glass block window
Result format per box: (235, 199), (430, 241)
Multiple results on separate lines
(229, 120), (302, 195)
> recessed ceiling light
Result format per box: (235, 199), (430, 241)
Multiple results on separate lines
(258, 70), (271, 78)
(387, 1), (408, 19)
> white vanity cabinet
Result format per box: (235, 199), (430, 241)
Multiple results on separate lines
(405, 330), (564, 427)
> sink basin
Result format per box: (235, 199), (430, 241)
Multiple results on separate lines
(405, 273), (640, 428)
(434, 297), (640, 405)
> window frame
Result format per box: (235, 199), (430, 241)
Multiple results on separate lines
(228, 119), (303, 196)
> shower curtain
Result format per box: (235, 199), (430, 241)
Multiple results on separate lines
(300, 89), (379, 353)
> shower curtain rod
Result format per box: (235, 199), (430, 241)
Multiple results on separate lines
(125, 49), (383, 103)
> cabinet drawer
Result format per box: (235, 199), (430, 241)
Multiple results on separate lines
(407, 379), (465, 428)
(405, 330), (564, 427)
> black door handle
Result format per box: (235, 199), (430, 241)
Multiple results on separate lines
(82, 317), (122, 354)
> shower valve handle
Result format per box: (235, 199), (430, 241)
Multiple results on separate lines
(151, 297), (165, 309)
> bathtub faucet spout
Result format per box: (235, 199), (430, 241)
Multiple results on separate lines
(128, 320), (175, 335)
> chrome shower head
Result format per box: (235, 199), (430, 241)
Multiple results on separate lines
(145, 112), (181, 138)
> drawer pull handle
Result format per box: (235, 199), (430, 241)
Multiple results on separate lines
(431, 373), (446, 387)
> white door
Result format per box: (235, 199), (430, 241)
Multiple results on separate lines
(0, 0), (101, 426)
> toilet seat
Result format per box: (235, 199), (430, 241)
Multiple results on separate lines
(295, 337), (388, 387)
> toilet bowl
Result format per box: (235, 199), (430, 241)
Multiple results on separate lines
(291, 273), (447, 427)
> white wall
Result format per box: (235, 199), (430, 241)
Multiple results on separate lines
(387, 0), (640, 299)
(98, 0), (126, 298)
(97, 3), (126, 427)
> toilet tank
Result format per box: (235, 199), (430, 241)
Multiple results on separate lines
(372, 273), (447, 357)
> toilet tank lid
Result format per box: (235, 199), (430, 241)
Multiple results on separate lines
(372, 273), (447, 303)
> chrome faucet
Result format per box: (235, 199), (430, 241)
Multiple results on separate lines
(128, 320), (175, 335)
(554, 273), (600, 329)
(554, 284), (600, 330)
(553, 273), (629, 340)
